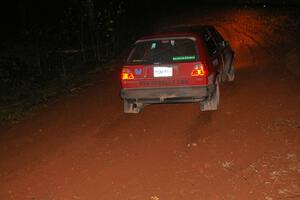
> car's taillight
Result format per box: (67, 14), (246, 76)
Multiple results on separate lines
(121, 68), (134, 80)
(191, 63), (206, 76)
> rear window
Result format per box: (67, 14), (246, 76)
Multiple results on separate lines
(127, 38), (199, 65)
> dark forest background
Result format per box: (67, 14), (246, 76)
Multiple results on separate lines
(0, 0), (299, 120)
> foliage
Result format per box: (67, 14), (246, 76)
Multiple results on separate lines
(0, 0), (131, 121)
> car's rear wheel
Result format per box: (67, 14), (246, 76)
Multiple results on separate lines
(124, 100), (143, 114)
(227, 63), (235, 82)
(200, 81), (220, 111)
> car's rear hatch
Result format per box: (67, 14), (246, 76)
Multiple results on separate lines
(121, 36), (207, 89)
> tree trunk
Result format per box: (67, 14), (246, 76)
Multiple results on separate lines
(84, 0), (100, 63)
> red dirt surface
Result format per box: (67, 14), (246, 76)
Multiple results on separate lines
(0, 8), (300, 200)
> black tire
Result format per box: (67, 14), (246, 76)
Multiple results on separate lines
(124, 100), (143, 114)
(227, 63), (235, 82)
(200, 81), (220, 111)
(222, 57), (235, 82)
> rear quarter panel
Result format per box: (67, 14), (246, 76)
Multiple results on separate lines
(196, 35), (217, 85)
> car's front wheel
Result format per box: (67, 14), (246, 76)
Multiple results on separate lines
(200, 81), (220, 111)
(227, 63), (235, 82)
(222, 57), (235, 82)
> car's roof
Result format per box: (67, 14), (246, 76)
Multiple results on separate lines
(158, 24), (213, 34)
(138, 24), (214, 41)
(138, 33), (199, 42)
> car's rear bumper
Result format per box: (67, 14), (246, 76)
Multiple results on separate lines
(121, 86), (208, 103)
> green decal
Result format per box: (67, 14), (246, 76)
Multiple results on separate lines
(151, 43), (157, 49)
(172, 56), (196, 61)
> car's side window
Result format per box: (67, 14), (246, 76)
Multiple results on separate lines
(203, 30), (218, 57)
(209, 27), (224, 48)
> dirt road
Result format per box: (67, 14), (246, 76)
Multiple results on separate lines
(0, 8), (300, 200)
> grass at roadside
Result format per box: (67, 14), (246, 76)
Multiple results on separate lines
(0, 71), (88, 122)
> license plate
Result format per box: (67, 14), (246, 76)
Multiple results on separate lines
(153, 67), (173, 77)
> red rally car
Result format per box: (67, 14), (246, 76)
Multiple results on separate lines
(120, 25), (235, 113)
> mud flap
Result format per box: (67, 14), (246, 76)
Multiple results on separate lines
(124, 100), (143, 114)
(200, 81), (220, 111)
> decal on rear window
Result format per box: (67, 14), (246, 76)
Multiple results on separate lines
(172, 56), (196, 61)
(151, 43), (157, 49)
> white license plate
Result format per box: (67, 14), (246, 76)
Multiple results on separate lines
(153, 67), (173, 77)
